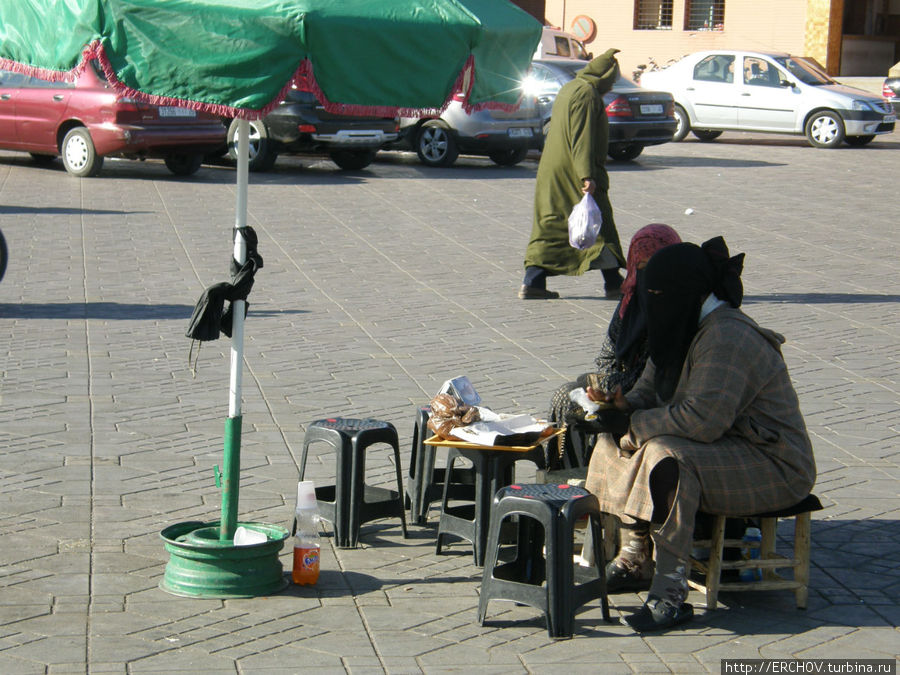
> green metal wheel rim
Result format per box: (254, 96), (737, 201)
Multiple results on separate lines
(160, 520), (289, 598)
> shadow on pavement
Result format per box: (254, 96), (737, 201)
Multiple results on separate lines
(745, 293), (900, 304)
(615, 156), (788, 170)
(0, 205), (146, 216)
(0, 302), (309, 320)
(683, 135), (900, 150)
(674, 517), (897, 632)
(278, 570), (480, 598)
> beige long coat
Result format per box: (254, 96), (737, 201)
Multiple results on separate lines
(585, 307), (816, 559)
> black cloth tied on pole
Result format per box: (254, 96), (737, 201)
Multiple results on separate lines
(186, 226), (263, 343)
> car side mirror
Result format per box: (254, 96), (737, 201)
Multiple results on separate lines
(780, 79), (795, 88)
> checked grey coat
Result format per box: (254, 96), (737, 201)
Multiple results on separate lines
(585, 306), (816, 559)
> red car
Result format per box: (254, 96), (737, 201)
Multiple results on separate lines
(0, 61), (225, 177)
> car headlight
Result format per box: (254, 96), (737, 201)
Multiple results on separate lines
(850, 99), (874, 111)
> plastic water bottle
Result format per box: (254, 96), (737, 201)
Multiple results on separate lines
(292, 481), (321, 586)
(739, 526), (762, 582)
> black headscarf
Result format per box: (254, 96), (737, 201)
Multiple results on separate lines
(643, 236), (744, 401)
(612, 268), (647, 363)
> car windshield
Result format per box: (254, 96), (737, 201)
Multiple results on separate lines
(285, 87), (318, 104)
(90, 59), (108, 83)
(553, 62), (585, 79)
(524, 62), (643, 96)
(571, 41), (590, 60)
(614, 76), (641, 91)
(773, 56), (834, 85)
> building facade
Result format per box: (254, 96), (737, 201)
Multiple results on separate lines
(517, 0), (900, 78)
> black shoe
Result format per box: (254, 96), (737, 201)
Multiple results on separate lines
(605, 560), (652, 593)
(601, 268), (624, 298)
(518, 285), (559, 299)
(624, 595), (693, 633)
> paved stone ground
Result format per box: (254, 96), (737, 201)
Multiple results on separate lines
(0, 128), (898, 674)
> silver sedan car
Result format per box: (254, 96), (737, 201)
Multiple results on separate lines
(388, 96), (543, 168)
(640, 50), (896, 148)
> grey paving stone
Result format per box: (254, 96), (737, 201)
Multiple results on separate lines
(1, 136), (899, 673)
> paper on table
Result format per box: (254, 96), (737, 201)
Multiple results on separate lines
(450, 411), (547, 446)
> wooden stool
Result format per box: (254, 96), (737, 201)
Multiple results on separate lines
(688, 494), (823, 610)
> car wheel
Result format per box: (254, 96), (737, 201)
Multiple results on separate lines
(62, 127), (103, 177)
(691, 130), (722, 142)
(164, 153), (203, 176)
(227, 119), (278, 171)
(488, 147), (528, 166)
(329, 149), (376, 170)
(845, 135), (875, 147)
(416, 120), (459, 167)
(805, 110), (844, 148)
(29, 153), (56, 165)
(672, 104), (690, 142)
(607, 143), (643, 161)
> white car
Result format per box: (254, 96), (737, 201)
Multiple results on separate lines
(640, 50), (896, 148)
(533, 27), (591, 61)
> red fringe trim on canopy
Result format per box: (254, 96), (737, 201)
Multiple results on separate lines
(0, 42), (524, 120)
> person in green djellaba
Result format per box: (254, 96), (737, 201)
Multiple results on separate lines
(520, 48), (626, 300)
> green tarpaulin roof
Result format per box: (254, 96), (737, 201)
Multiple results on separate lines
(0, 0), (541, 118)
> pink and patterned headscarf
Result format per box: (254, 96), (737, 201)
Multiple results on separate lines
(618, 224), (682, 318)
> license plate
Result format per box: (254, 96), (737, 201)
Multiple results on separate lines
(640, 104), (663, 115)
(508, 127), (533, 138)
(885, 114), (897, 123)
(159, 106), (196, 118)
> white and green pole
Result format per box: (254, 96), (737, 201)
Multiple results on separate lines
(220, 119), (250, 542)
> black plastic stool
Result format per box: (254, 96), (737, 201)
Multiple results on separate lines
(436, 444), (542, 566)
(405, 406), (476, 525)
(478, 483), (611, 639)
(300, 417), (408, 548)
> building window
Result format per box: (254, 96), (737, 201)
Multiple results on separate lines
(634, 0), (673, 30)
(685, 0), (725, 31)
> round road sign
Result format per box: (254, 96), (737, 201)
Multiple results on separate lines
(571, 15), (596, 42)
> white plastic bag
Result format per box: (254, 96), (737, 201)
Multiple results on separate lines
(567, 194), (603, 250)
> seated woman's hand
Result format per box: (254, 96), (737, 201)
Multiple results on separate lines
(585, 385), (630, 411)
(593, 408), (632, 437)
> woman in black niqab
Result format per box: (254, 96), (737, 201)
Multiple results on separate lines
(643, 236), (745, 402)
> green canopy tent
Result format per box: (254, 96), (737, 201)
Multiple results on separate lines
(0, 0), (540, 597)
(0, 0), (539, 115)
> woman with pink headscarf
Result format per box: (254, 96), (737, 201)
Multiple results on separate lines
(547, 224), (682, 469)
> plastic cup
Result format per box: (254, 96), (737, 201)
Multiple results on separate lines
(296, 480), (317, 510)
(233, 526), (267, 546)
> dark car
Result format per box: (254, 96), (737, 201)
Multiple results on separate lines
(0, 62), (225, 177)
(524, 58), (676, 161)
(221, 87), (399, 171)
(884, 77), (900, 114)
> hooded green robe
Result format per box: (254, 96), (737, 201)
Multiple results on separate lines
(524, 49), (625, 276)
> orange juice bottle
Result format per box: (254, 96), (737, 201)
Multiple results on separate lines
(292, 481), (321, 585)
(292, 535), (320, 585)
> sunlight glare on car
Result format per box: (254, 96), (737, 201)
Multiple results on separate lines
(520, 73), (542, 99)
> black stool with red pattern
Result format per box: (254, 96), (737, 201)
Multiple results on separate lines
(478, 483), (611, 639)
(404, 405), (476, 525)
(300, 417), (408, 548)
